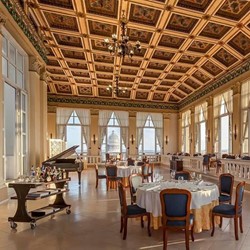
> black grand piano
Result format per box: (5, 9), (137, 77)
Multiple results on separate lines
(42, 145), (84, 185)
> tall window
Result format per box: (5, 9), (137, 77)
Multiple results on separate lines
(181, 110), (191, 153)
(136, 112), (162, 155)
(241, 79), (250, 155)
(99, 111), (128, 161)
(2, 28), (28, 179)
(56, 108), (90, 155)
(195, 102), (207, 154)
(214, 90), (233, 155)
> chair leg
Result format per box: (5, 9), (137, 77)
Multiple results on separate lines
(151, 174), (153, 183)
(95, 178), (98, 188)
(163, 228), (167, 250)
(219, 217), (223, 228)
(123, 217), (128, 240)
(191, 225), (194, 241)
(106, 180), (109, 191)
(234, 217), (239, 240)
(239, 215), (243, 233)
(120, 216), (123, 233)
(185, 229), (190, 250)
(147, 214), (151, 237)
(211, 214), (215, 237)
(141, 216), (144, 228)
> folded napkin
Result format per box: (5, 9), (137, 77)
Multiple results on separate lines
(197, 180), (204, 186)
(146, 185), (161, 191)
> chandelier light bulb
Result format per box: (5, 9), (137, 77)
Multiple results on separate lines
(112, 34), (117, 40)
(104, 38), (109, 44)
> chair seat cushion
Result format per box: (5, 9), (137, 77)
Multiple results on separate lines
(166, 214), (194, 227)
(98, 174), (107, 178)
(212, 204), (235, 216)
(219, 194), (231, 203)
(127, 205), (147, 215)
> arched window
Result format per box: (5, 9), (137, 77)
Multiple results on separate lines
(195, 102), (207, 154)
(99, 111), (128, 161)
(214, 90), (233, 155)
(136, 113), (162, 155)
(57, 108), (90, 155)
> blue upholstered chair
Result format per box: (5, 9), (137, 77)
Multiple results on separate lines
(118, 182), (151, 240)
(160, 189), (194, 250)
(219, 173), (234, 204)
(129, 173), (143, 204)
(203, 154), (211, 171)
(174, 171), (191, 181)
(106, 165), (121, 190)
(95, 164), (107, 188)
(211, 181), (245, 240)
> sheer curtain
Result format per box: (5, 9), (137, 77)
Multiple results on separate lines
(151, 113), (163, 150)
(56, 108), (74, 140)
(136, 112), (149, 151)
(75, 109), (90, 150)
(98, 110), (113, 149)
(181, 110), (191, 152)
(115, 111), (129, 149)
(213, 90), (233, 154)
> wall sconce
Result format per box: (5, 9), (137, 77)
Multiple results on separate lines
(234, 124), (237, 140)
(165, 136), (169, 145)
(207, 129), (210, 142)
(92, 134), (97, 144)
(130, 134), (135, 145)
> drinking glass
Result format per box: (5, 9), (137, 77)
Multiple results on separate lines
(170, 171), (175, 181)
(178, 176), (184, 183)
(190, 172), (196, 180)
(197, 174), (202, 181)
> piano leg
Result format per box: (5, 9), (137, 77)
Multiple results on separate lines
(77, 171), (82, 185)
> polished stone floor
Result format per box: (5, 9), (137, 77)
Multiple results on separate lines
(0, 165), (249, 250)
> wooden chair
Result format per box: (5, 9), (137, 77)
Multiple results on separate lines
(175, 171), (191, 181)
(202, 154), (211, 172)
(141, 163), (154, 182)
(211, 181), (245, 240)
(219, 173), (234, 204)
(127, 158), (135, 166)
(106, 165), (121, 190)
(118, 182), (151, 240)
(95, 164), (107, 188)
(160, 189), (194, 250)
(129, 173), (143, 204)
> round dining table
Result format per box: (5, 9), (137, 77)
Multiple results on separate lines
(136, 180), (220, 233)
(117, 165), (142, 187)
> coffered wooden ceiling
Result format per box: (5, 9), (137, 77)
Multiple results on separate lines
(26, 0), (250, 104)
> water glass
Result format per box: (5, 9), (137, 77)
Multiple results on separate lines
(178, 176), (184, 183)
(170, 171), (175, 181)
(190, 172), (196, 180)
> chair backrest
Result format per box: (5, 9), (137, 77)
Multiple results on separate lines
(219, 173), (234, 196)
(160, 189), (191, 226)
(106, 165), (117, 177)
(175, 171), (190, 180)
(235, 181), (245, 215)
(129, 174), (143, 195)
(118, 182), (127, 215)
(203, 154), (210, 164)
(106, 153), (110, 162)
(127, 158), (135, 166)
(137, 161), (145, 166)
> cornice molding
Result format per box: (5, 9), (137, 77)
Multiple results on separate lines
(179, 59), (250, 109)
(1, 0), (48, 62)
(47, 95), (179, 111)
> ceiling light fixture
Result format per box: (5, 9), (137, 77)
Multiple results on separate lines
(103, 10), (141, 58)
(107, 74), (127, 97)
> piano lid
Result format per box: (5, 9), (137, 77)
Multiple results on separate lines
(42, 145), (79, 165)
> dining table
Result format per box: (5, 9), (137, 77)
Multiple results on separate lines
(117, 165), (142, 187)
(136, 180), (220, 233)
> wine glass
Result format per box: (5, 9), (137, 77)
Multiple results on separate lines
(178, 176), (184, 183)
(170, 171), (175, 181)
(190, 172), (196, 181)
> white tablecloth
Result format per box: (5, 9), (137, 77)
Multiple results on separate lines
(136, 181), (219, 218)
(117, 166), (141, 178)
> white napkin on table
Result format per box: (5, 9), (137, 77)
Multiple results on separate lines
(146, 185), (161, 191)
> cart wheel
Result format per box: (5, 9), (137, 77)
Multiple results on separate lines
(66, 209), (71, 214)
(30, 223), (36, 229)
(10, 222), (17, 229)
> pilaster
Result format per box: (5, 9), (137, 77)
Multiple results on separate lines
(90, 109), (99, 156)
(190, 107), (195, 155)
(207, 97), (213, 153)
(128, 111), (136, 157)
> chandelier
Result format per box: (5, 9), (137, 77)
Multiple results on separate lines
(103, 11), (141, 58)
(107, 75), (127, 96)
